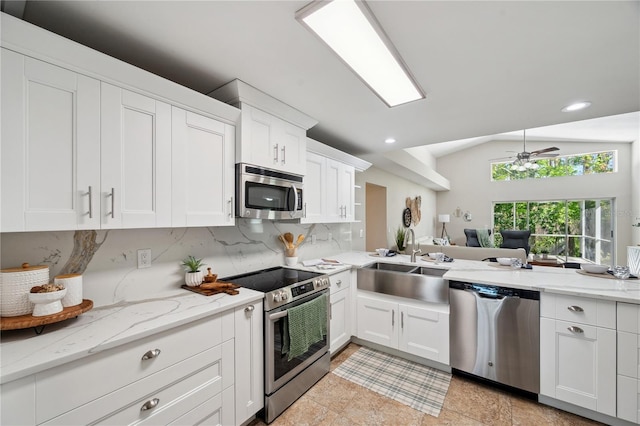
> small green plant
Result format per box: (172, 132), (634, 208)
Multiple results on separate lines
(395, 226), (407, 251)
(181, 255), (205, 272)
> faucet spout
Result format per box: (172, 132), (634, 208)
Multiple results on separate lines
(408, 229), (422, 262)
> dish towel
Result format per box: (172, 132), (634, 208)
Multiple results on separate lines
(287, 293), (328, 361)
(476, 228), (494, 247)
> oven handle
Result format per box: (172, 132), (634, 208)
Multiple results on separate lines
(269, 310), (288, 321)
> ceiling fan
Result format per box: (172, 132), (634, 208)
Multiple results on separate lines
(491, 130), (559, 171)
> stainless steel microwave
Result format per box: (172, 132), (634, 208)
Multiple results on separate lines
(236, 163), (303, 220)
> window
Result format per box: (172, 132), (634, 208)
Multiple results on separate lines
(491, 150), (616, 181)
(493, 199), (614, 265)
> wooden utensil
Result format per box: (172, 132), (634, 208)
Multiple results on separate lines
(279, 234), (290, 248)
(294, 234), (305, 247)
(284, 232), (294, 248)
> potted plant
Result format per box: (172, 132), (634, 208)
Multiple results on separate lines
(181, 255), (205, 287)
(395, 226), (407, 252)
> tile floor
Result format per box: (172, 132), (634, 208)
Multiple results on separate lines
(250, 343), (603, 426)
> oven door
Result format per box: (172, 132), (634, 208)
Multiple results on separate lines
(264, 290), (329, 395)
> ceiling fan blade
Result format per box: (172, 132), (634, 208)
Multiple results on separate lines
(530, 147), (559, 155)
(532, 153), (559, 158)
(488, 156), (515, 161)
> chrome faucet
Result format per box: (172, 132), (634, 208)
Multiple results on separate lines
(408, 228), (422, 262)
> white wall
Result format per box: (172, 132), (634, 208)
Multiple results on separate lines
(632, 138), (640, 246)
(353, 166), (437, 251)
(436, 140), (633, 263)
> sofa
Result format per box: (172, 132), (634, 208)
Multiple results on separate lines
(417, 244), (528, 263)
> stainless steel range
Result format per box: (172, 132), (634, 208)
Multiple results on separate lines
(222, 267), (330, 423)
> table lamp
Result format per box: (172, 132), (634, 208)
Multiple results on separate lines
(438, 214), (450, 240)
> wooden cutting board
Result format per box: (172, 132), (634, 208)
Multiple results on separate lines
(0, 299), (93, 331)
(181, 282), (241, 296)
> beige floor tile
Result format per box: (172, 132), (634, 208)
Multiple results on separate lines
(421, 408), (486, 426)
(340, 387), (390, 425)
(306, 373), (361, 413)
(443, 376), (512, 425)
(511, 396), (558, 425)
(273, 395), (340, 426)
(377, 397), (425, 426)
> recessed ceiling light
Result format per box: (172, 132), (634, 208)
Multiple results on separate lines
(385, 138), (396, 144)
(561, 101), (592, 112)
(296, 0), (425, 108)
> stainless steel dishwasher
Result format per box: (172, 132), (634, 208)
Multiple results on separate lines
(449, 280), (540, 394)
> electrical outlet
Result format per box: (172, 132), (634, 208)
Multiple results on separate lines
(137, 248), (151, 269)
(311, 234), (317, 244)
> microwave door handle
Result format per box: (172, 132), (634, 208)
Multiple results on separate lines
(290, 183), (298, 218)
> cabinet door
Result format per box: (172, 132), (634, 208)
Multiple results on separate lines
(301, 152), (326, 223)
(325, 159), (342, 223)
(540, 318), (616, 416)
(101, 84), (171, 228)
(1, 50), (100, 231)
(239, 104), (277, 169)
(330, 288), (350, 354)
(276, 121), (306, 176)
(618, 331), (639, 379)
(235, 301), (264, 425)
(399, 303), (449, 364)
(0, 376), (36, 426)
(617, 375), (639, 423)
(172, 108), (235, 227)
(356, 293), (397, 348)
(339, 163), (355, 222)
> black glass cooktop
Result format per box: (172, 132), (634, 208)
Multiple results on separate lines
(221, 267), (323, 293)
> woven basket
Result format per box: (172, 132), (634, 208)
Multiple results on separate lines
(1, 263), (49, 317)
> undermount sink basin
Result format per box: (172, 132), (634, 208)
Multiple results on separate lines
(358, 262), (448, 304)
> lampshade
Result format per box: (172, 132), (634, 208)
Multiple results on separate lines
(438, 214), (450, 223)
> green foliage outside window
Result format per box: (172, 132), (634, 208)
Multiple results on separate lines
(491, 151), (615, 181)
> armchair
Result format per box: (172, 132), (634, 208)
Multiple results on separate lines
(464, 229), (491, 247)
(499, 230), (531, 255)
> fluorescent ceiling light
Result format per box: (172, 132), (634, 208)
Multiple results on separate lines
(562, 101), (592, 112)
(296, 0), (425, 107)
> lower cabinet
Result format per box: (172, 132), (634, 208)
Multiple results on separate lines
(235, 301), (264, 425)
(329, 270), (352, 354)
(617, 302), (640, 424)
(540, 293), (616, 417)
(356, 291), (449, 364)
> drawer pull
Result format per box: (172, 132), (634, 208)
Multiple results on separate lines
(245, 305), (255, 313)
(568, 326), (584, 334)
(141, 349), (161, 360)
(140, 398), (159, 411)
(336, 280), (342, 286)
(567, 305), (584, 312)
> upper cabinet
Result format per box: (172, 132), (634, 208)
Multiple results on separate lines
(208, 80), (317, 176)
(1, 14), (239, 232)
(1, 50), (101, 232)
(302, 138), (370, 224)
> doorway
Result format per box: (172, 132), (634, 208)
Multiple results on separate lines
(365, 183), (387, 251)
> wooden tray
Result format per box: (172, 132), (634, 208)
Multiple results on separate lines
(0, 299), (93, 332)
(181, 282), (240, 296)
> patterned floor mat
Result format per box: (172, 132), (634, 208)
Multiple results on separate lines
(332, 346), (451, 417)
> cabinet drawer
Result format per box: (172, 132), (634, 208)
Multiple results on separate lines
(36, 314), (225, 423)
(619, 302), (640, 334)
(540, 293), (615, 328)
(42, 340), (233, 425)
(169, 385), (234, 426)
(330, 270), (351, 293)
(618, 375), (640, 423)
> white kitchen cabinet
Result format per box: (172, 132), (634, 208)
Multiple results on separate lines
(539, 293), (616, 417)
(0, 376), (35, 425)
(101, 83), (172, 229)
(235, 301), (264, 425)
(172, 107), (235, 227)
(1, 49), (101, 232)
(329, 270), (352, 354)
(302, 154), (355, 224)
(617, 302), (640, 423)
(357, 291), (450, 364)
(238, 104), (306, 175)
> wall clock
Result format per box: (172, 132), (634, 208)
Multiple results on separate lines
(402, 208), (412, 228)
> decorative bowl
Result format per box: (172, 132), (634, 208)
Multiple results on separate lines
(580, 264), (609, 274)
(376, 248), (389, 257)
(496, 257), (512, 266)
(29, 288), (67, 316)
(428, 252), (445, 260)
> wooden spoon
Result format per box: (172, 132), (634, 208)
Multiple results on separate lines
(284, 232), (294, 249)
(294, 234), (305, 247)
(279, 234), (289, 248)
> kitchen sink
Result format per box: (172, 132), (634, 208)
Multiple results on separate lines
(357, 262), (448, 304)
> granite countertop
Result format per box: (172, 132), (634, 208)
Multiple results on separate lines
(0, 288), (264, 384)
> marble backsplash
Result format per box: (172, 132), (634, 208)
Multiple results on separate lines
(1, 220), (352, 307)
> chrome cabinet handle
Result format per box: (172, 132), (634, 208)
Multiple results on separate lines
(303, 202), (307, 218)
(392, 310), (395, 326)
(401, 311), (404, 329)
(140, 398), (159, 411)
(567, 306), (584, 312)
(281, 145), (286, 164)
(329, 303), (332, 320)
(245, 305), (254, 313)
(336, 280), (342, 286)
(228, 197), (233, 219)
(141, 349), (161, 360)
(273, 144), (279, 163)
(87, 186), (93, 218)
(109, 187), (115, 218)
(568, 326), (584, 334)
